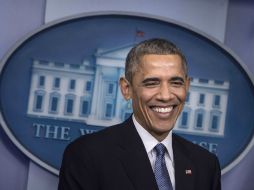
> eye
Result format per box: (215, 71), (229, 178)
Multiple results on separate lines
(169, 77), (185, 87)
(171, 80), (184, 87)
(143, 81), (160, 87)
(142, 78), (160, 88)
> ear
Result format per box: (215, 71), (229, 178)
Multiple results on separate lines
(119, 77), (132, 100)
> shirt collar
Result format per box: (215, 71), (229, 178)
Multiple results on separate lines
(132, 115), (174, 161)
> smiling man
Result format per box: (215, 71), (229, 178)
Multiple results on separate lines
(120, 53), (188, 142)
(58, 39), (221, 190)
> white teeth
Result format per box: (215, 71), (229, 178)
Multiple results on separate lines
(152, 107), (173, 113)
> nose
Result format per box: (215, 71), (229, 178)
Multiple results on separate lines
(157, 83), (172, 101)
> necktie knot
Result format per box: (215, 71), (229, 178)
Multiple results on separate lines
(155, 143), (167, 156)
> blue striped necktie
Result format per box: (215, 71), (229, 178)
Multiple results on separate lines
(154, 143), (173, 190)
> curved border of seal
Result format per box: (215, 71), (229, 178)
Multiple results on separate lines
(0, 11), (253, 175)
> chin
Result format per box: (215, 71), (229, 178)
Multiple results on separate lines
(153, 124), (173, 133)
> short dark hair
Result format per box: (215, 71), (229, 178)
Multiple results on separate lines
(125, 38), (188, 83)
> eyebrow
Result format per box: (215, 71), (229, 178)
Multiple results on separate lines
(142, 76), (185, 84)
(142, 77), (160, 84)
(170, 76), (185, 83)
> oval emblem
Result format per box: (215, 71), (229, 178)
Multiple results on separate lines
(1, 13), (253, 175)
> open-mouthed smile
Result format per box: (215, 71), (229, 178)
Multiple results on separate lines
(151, 106), (174, 113)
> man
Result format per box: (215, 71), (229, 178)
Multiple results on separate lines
(58, 38), (221, 190)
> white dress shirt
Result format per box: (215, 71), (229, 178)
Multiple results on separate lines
(132, 115), (175, 190)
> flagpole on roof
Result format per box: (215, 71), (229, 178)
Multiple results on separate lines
(134, 28), (145, 43)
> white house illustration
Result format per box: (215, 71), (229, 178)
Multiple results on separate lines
(27, 44), (229, 137)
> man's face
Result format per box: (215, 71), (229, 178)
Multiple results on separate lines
(120, 54), (189, 141)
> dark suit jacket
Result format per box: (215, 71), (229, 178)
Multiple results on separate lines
(58, 117), (221, 190)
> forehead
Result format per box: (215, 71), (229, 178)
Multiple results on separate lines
(137, 54), (184, 73)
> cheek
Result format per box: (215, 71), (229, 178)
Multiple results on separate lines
(132, 88), (156, 110)
(137, 95), (147, 112)
(131, 93), (144, 111)
(135, 93), (151, 114)
(180, 94), (187, 102)
(139, 88), (157, 101)
(175, 89), (188, 102)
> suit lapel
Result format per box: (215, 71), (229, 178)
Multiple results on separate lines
(115, 118), (198, 190)
(116, 118), (158, 190)
(173, 135), (196, 190)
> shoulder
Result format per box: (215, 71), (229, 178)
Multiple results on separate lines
(173, 134), (221, 188)
(173, 133), (221, 178)
(67, 124), (123, 151)
(64, 119), (133, 157)
(173, 133), (218, 161)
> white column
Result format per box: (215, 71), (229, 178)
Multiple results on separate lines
(114, 67), (124, 122)
(88, 65), (102, 121)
